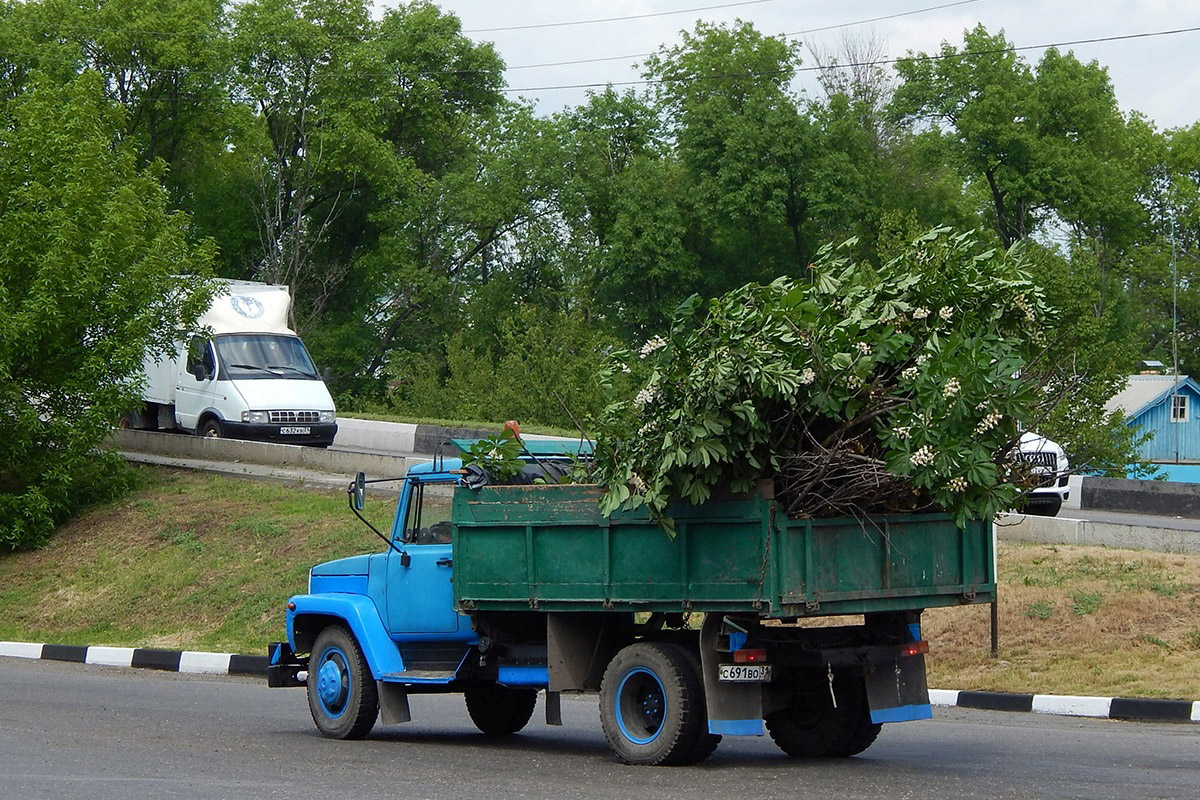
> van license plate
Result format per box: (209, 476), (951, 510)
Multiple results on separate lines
(718, 664), (772, 682)
(279, 426), (310, 435)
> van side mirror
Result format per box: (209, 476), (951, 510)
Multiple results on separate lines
(190, 364), (206, 381)
(352, 472), (366, 511)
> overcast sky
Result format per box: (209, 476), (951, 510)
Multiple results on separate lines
(384, 0), (1200, 130)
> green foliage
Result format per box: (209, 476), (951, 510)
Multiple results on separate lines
(594, 228), (1055, 528)
(387, 305), (618, 432)
(460, 429), (525, 482)
(1025, 601), (1054, 620)
(1070, 591), (1103, 616)
(0, 73), (214, 548)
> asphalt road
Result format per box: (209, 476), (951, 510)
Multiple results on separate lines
(1, 658), (1196, 800)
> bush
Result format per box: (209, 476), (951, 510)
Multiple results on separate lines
(0, 74), (213, 549)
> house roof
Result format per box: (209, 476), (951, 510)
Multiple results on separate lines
(1105, 374), (1200, 417)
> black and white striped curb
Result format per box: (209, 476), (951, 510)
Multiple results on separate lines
(0, 640), (267, 676)
(4, 640), (1196, 724)
(929, 689), (1200, 724)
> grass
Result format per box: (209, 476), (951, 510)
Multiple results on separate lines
(923, 541), (1200, 700)
(2, 468), (1198, 700)
(0, 467), (395, 654)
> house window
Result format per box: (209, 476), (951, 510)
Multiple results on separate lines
(1171, 394), (1189, 423)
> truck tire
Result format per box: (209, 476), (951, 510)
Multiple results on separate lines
(678, 647), (721, 763)
(307, 625), (378, 740)
(464, 685), (538, 735)
(599, 642), (708, 766)
(765, 671), (880, 758)
(198, 417), (223, 439)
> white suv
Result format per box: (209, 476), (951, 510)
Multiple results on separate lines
(1017, 432), (1069, 516)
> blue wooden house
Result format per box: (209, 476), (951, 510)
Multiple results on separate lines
(1105, 375), (1200, 462)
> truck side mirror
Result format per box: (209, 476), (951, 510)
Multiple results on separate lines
(352, 472), (366, 511)
(190, 363), (206, 381)
(321, 367), (333, 383)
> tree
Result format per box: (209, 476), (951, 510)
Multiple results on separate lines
(0, 74), (214, 548)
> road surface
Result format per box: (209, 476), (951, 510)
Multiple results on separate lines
(1, 657), (1195, 800)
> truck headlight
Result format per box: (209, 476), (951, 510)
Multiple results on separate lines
(319, 410), (336, 423)
(242, 410), (269, 424)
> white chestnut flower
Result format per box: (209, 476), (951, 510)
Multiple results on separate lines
(975, 410), (1002, 434)
(639, 335), (667, 358)
(947, 476), (968, 492)
(901, 366), (919, 380)
(856, 341), (872, 355)
(943, 377), (961, 398)
(799, 367), (816, 385)
(910, 446), (935, 467)
(913, 307), (930, 320)
(634, 387), (658, 406)
(939, 306), (954, 321)
(894, 425), (912, 440)
(916, 354), (930, 366)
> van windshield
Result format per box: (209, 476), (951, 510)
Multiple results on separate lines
(214, 334), (319, 380)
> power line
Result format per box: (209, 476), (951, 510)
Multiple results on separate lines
(3, 22), (1197, 101)
(462, 0), (778, 34)
(505, 0), (984, 71)
(500, 24), (1200, 94)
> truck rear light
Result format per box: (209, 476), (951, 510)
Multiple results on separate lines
(900, 640), (929, 657)
(733, 648), (767, 663)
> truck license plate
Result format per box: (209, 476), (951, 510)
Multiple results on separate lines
(718, 664), (772, 682)
(279, 426), (311, 435)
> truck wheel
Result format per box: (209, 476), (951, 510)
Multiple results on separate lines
(679, 648), (721, 763)
(599, 642), (708, 766)
(464, 685), (538, 735)
(198, 417), (223, 439)
(307, 626), (378, 740)
(765, 671), (880, 758)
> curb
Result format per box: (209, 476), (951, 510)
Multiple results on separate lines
(929, 689), (1200, 724)
(4, 640), (1197, 724)
(1, 640), (267, 677)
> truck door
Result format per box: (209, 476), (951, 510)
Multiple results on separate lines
(385, 480), (462, 636)
(174, 337), (218, 431)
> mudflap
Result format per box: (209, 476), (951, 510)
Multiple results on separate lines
(699, 613), (764, 735)
(266, 641), (307, 688)
(865, 652), (932, 723)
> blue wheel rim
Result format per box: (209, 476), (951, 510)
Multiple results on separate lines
(314, 645), (350, 719)
(615, 667), (666, 745)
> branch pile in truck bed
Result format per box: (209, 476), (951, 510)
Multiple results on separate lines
(593, 228), (1053, 529)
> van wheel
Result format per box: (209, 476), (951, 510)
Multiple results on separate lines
(765, 670), (880, 757)
(599, 642), (708, 766)
(307, 626), (378, 739)
(198, 418), (223, 439)
(464, 685), (538, 735)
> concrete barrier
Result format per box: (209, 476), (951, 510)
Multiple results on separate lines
(110, 429), (421, 479)
(1081, 476), (1200, 519)
(996, 512), (1200, 554)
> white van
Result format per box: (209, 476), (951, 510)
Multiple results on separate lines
(127, 280), (337, 447)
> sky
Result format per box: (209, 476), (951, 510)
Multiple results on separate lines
(383, 0), (1200, 130)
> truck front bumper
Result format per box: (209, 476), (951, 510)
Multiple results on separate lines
(266, 641), (307, 688)
(220, 421), (338, 447)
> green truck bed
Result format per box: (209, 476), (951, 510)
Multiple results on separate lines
(451, 484), (995, 617)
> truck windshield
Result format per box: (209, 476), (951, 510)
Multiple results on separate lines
(213, 334), (319, 380)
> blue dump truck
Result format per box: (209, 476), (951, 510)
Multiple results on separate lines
(268, 443), (995, 765)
